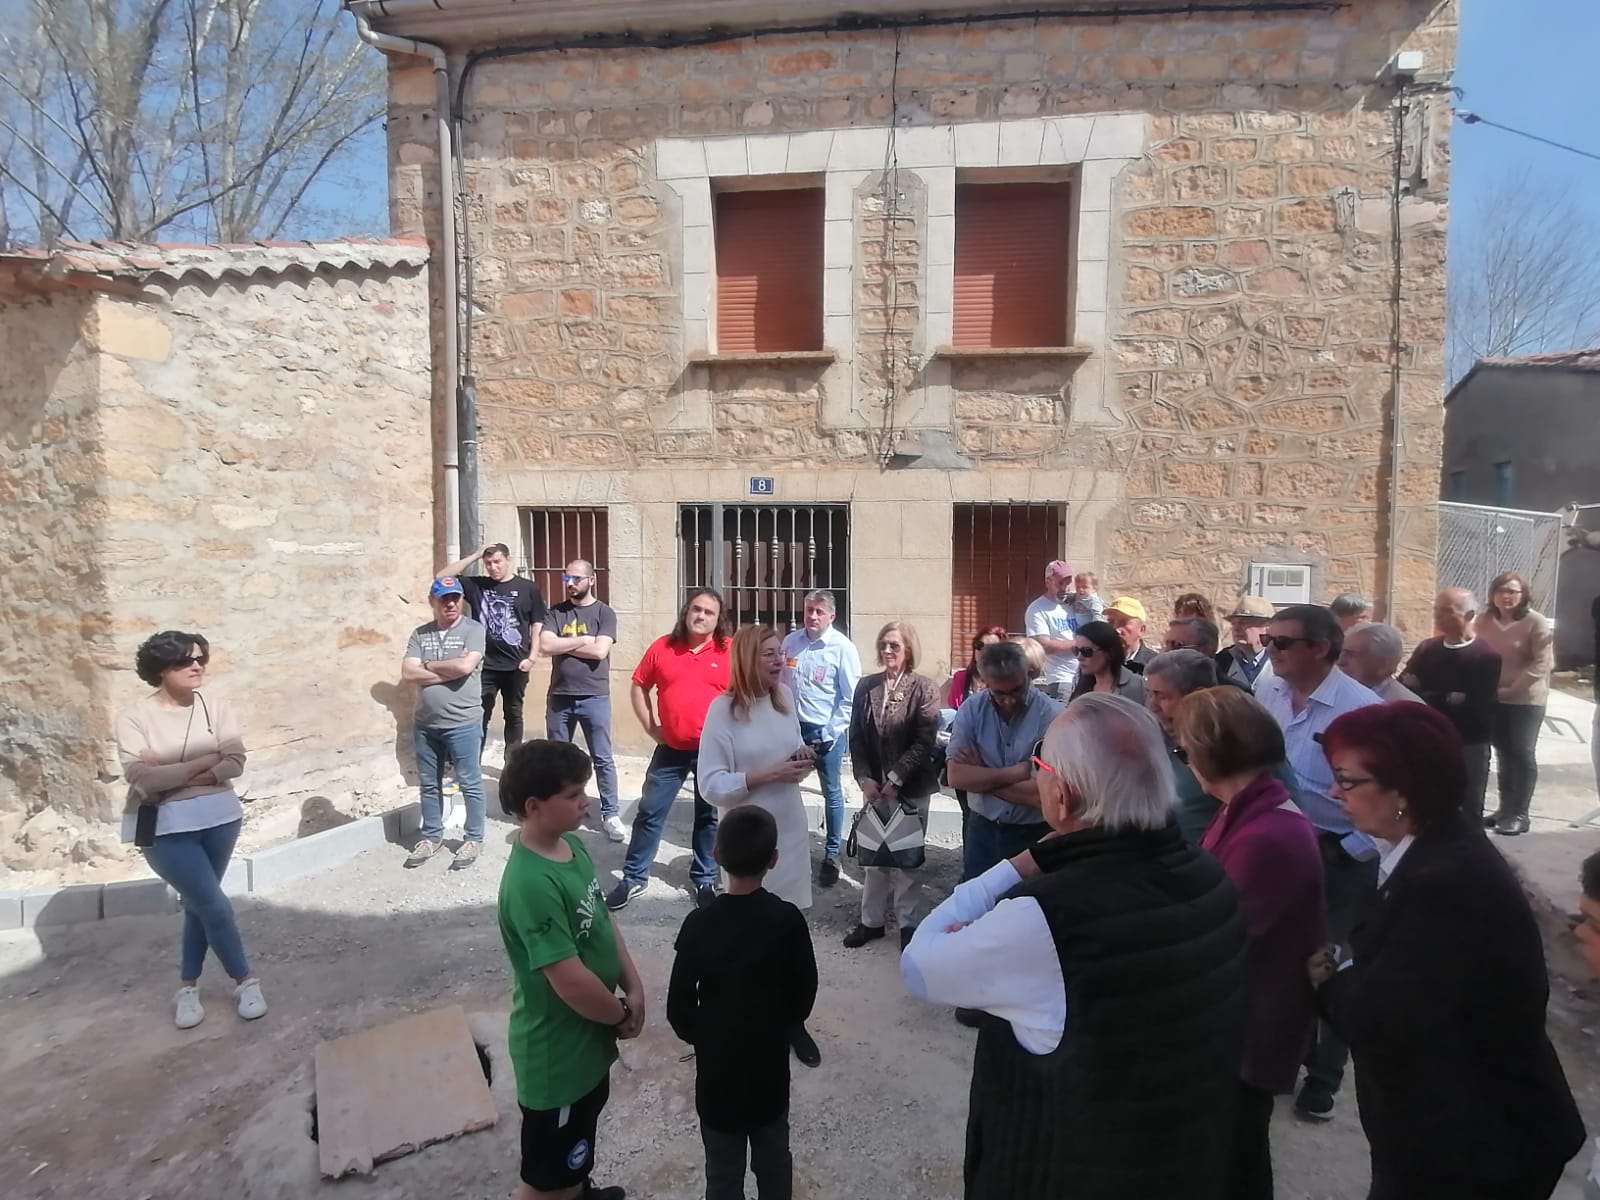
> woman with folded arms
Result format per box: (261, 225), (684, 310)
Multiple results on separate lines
(116, 630), (266, 1030)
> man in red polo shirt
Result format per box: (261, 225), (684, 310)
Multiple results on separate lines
(606, 588), (732, 912)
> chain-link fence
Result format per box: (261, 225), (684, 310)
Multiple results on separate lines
(1437, 502), (1563, 614)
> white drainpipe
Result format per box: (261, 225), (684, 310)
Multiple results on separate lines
(350, 4), (462, 563)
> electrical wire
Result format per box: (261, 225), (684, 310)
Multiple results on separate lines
(1456, 111), (1600, 163)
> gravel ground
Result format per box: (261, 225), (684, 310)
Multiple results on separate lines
(2, 793), (1597, 1200)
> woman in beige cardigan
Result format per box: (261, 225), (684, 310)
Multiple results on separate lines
(845, 621), (942, 950)
(116, 631), (266, 1028)
(1474, 572), (1555, 836)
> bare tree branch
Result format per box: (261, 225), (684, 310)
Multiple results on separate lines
(0, 0), (384, 246)
(1449, 170), (1600, 382)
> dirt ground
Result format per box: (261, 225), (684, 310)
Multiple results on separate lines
(3, 792), (1598, 1200)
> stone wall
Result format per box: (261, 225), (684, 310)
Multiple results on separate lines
(383, 2), (1455, 723)
(0, 250), (433, 868)
(0, 291), (112, 864)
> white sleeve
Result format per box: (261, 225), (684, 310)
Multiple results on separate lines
(696, 704), (750, 808)
(1023, 601), (1048, 637)
(901, 863), (1066, 1055)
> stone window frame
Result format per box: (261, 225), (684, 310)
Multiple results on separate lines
(655, 113), (1145, 430)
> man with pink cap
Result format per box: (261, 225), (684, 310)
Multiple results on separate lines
(1024, 560), (1084, 700)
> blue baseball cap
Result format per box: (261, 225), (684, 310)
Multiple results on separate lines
(431, 576), (465, 598)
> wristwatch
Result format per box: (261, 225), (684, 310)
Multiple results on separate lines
(611, 994), (632, 1029)
(886, 770), (903, 789)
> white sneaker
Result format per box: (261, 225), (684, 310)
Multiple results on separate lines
(174, 985), (205, 1030)
(235, 978), (268, 1021)
(603, 816), (627, 843)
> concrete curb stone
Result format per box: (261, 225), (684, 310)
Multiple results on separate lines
(0, 890), (22, 930)
(22, 884), (104, 927)
(103, 878), (179, 919)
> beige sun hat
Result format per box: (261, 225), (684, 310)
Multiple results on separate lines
(1227, 595), (1276, 620)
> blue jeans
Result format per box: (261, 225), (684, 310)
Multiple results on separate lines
(801, 721), (847, 860)
(962, 813), (1050, 882)
(547, 694), (619, 819)
(621, 744), (718, 889)
(414, 722), (487, 843)
(142, 819), (250, 982)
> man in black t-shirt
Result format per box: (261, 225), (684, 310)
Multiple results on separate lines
(436, 542), (547, 748)
(540, 558), (624, 842)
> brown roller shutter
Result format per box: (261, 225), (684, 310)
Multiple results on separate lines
(952, 182), (1072, 349)
(714, 188), (825, 353)
(950, 503), (1063, 667)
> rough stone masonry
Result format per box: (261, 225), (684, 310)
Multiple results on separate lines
(0, 242), (433, 868)
(379, 0), (1454, 711)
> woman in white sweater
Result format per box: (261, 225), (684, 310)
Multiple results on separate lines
(698, 623), (824, 1067)
(699, 624), (818, 909)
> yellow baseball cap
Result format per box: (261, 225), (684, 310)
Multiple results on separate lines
(1107, 596), (1148, 622)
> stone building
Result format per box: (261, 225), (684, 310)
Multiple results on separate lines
(362, 0), (1454, 748)
(0, 240), (432, 868)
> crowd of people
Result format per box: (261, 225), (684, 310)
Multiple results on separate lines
(111, 547), (1596, 1200)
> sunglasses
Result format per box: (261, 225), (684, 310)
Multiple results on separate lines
(1264, 635), (1315, 651)
(562, 574), (590, 583)
(175, 654), (210, 668)
(878, 641), (904, 651)
(1074, 645), (1099, 658)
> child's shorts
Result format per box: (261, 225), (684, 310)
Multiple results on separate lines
(519, 1074), (611, 1191)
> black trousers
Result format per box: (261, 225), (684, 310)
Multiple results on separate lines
(1368, 1159), (1566, 1200)
(1463, 741), (1491, 823)
(702, 1113), (791, 1200)
(1306, 834), (1378, 1096)
(481, 667), (529, 746)
(1223, 1082), (1275, 1200)
(1489, 702), (1544, 819)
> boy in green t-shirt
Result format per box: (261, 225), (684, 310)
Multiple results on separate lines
(498, 739), (645, 1200)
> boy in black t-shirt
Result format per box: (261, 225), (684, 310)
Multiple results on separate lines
(667, 807), (818, 1200)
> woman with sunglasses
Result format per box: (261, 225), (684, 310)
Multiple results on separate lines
(948, 625), (1008, 710)
(115, 631), (266, 1029)
(1173, 687), (1324, 1200)
(845, 622), (942, 950)
(1068, 620), (1145, 706)
(1310, 703), (1582, 1200)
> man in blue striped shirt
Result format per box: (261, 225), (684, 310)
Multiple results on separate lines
(1256, 602), (1381, 1123)
(781, 590), (861, 888)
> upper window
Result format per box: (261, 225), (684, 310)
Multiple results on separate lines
(713, 187), (824, 354)
(1493, 461), (1515, 507)
(953, 180), (1074, 349)
(1448, 469), (1467, 501)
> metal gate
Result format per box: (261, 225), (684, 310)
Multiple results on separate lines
(1437, 502), (1562, 615)
(679, 504), (850, 634)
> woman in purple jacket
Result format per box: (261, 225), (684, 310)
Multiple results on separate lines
(1174, 686), (1325, 1200)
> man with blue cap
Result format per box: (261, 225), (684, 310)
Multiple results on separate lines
(401, 575), (489, 869)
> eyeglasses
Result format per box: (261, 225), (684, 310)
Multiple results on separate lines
(175, 655), (210, 668)
(562, 574), (590, 583)
(1264, 635), (1315, 651)
(878, 641), (904, 651)
(1030, 738), (1057, 776)
(1331, 774), (1375, 792)
(1074, 646), (1098, 658)
(987, 681), (1028, 699)
(1173, 745), (1190, 765)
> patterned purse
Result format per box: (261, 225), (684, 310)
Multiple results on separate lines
(845, 798), (926, 870)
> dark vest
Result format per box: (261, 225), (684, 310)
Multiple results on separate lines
(963, 823), (1249, 1200)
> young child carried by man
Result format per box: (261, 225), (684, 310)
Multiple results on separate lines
(668, 806), (818, 1200)
(498, 739), (646, 1200)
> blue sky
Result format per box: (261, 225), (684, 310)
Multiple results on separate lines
(1450, 0), (1600, 266)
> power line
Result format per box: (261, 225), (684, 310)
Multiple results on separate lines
(1456, 110), (1600, 164)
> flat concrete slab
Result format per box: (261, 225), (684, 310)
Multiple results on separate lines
(314, 1005), (497, 1178)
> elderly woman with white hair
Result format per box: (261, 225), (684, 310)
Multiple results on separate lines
(901, 693), (1249, 1200)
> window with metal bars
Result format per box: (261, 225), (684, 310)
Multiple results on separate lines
(519, 507), (610, 607)
(713, 187), (825, 354)
(952, 180), (1074, 349)
(950, 503), (1065, 666)
(679, 504), (849, 635)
